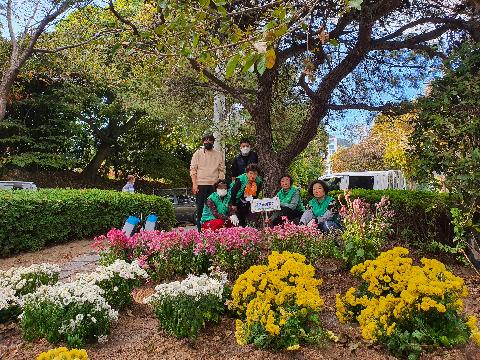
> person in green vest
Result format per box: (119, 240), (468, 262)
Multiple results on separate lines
(266, 175), (305, 226)
(200, 179), (234, 231)
(229, 163), (263, 227)
(300, 179), (340, 232)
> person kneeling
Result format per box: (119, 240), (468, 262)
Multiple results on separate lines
(267, 175), (305, 226)
(300, 180), (340, 233)
(200, 180), (235, 231)
(229, 163), (263, 227)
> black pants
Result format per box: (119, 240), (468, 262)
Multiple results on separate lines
(196, 185), (214, 231)
(271, 207), (303, 226)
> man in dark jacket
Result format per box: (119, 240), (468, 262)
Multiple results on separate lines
(231, 139), (258, 180)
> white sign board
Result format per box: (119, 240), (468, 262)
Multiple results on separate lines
(251, 197), (281, 213)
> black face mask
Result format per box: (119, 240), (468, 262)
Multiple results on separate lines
(204, 143), (214, 150)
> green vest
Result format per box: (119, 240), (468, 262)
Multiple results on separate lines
(276, 186), (305, 212)
(231, 173), (263, 200)
(309, 195), (334, 217)
(200, 192), (231, 224)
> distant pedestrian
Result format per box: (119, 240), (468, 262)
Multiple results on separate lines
(190, 134), (226, 231)
(122, 175), (135, 193)
(231, 139), (258, 181)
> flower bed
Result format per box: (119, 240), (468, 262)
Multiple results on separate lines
(229, 251), (325, 350)
(145, 273), (228, 339)
(264, 220), (340, 263)
(37, 347), (89, 360)
(338, 193), (394, 268)
(76, 260), (148, 310)
(336, 247), (480, 359)
(0, 263), (60, 323)
(20, 280), (118, 348)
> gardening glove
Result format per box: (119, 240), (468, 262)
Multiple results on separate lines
(229, 214), (240, 226)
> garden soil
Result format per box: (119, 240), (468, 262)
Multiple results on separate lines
(1, 240), (479, 360)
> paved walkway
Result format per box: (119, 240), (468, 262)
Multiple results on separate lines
(60, 251), (100, 281)
(58, 224), (197, 281)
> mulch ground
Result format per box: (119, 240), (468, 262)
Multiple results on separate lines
(1, 241), (479, 360)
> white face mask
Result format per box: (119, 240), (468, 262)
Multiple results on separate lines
(240, 147), (250, 155)
(217, 189), (228, 197)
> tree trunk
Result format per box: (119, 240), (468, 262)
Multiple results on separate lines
(0, 65), (22, 121)
(259, 151), (287, 197)
(82, 143), (113, 181)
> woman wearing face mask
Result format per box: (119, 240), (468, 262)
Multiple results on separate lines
(229, 163), (262, 227)
(231, 139), (258, 181)
(300, 180), (340, 233)
(200, 179), (233, 231)
(266, 175), (305, 226)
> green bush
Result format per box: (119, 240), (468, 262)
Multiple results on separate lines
(0, 189), (175, 256)
(330, 189), (458, 247)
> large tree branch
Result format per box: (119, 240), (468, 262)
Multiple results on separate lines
(108, 0), (139, 36)
(380, 16), (480, 42)
(188, 58), (255, 112)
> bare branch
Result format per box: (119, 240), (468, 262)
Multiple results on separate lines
(108, 0), (139, 36)
(328, 103), (398, 112)
(6, 0), (17, 52)
(33, 30), (119, 54)
(298, 73), (316, 99)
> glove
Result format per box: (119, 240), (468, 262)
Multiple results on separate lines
(229, 214), (240, 226)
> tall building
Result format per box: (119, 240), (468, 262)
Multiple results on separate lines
(324, 136), (351, 175)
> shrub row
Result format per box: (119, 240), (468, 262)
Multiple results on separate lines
(330, 189), (458, 246)
(0, 189), (175, 256)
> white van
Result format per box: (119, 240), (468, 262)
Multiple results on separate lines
(319, 170), (406, 191)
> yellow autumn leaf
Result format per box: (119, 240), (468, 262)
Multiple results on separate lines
(265, 48), (276, 69)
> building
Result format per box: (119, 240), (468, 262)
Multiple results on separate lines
(324, 136), (351, 175)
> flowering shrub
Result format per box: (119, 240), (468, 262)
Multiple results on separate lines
(195, 227), (264, 277)
(336, 247), (480, 359)
(229, 251), (325, 349)
(145, 273), (228, 339)
(37, 347), (88, 360)
(20, 280), (118, 348)
(264, 220), (340, 263)
(76, 260), (148, 310)
(0, 263), (60, 323)
(93, 228), (209, 280)
(339, 192), (394, 268)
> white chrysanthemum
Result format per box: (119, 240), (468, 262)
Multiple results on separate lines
(76, 259), (148, 285)
(145, 274), (227, 304)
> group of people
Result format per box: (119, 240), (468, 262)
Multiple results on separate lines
(190, 134), (340, 233)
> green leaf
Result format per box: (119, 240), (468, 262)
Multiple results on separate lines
(192, 33), (200, 47)
(256, 54), (266, 75)
(356, 248), (365, 258)
(328, 38), (339, 46)
(225, 54), (241, 79)
(349, 0), (363, 10)
(111, 43), (121, 55)
(198, 0), (210, 7)
(242, 53), (258, 73)
(213, 0), (226, 6)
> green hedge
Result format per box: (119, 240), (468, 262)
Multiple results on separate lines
(0, 189), (175, 256)
(330, 189), (459, 247)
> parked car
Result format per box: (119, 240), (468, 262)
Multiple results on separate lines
(0, 181), (38, 190)
(153, 188), (197, 225)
